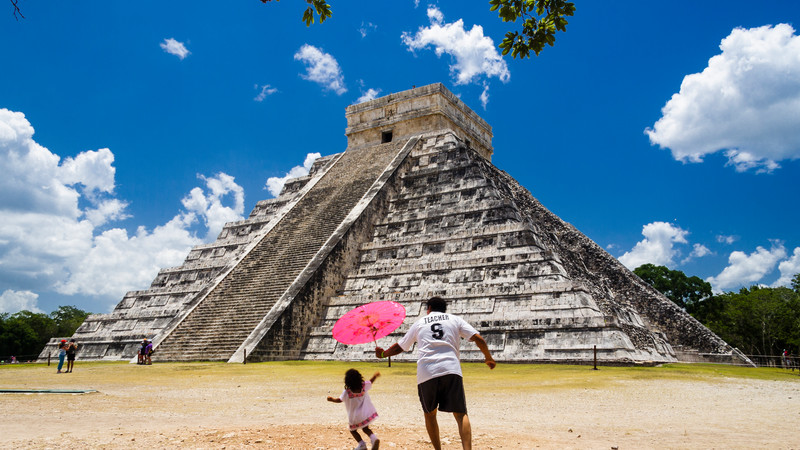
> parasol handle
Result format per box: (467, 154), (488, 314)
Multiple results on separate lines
(371, 326), (391, 367)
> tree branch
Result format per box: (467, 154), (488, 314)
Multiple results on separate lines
(11, 0), (24, 20)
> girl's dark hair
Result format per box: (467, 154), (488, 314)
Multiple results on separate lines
(344, 368), (364, 392)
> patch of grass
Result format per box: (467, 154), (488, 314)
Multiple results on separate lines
(2, 360), (796, 392)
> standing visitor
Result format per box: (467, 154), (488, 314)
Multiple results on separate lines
(56, 339), (68, 374)
(375, 296), (496, 450)
(65, 339), (78, 373)
(138, 339), (147, 364)
(144, 339), (154, 365)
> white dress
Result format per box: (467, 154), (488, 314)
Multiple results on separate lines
(339, 380), (378, 430)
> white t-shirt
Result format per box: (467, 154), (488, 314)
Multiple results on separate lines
(398, 311), (479, 384)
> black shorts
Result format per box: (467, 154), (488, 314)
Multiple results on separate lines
(417, 374), (467, 414)
(66, 353), (76, 361)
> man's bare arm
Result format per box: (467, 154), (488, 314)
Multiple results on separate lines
(375, 343), (403, 359)
(470, 333), (496, 369)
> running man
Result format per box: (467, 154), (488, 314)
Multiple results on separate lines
(375, 296), (495, 450)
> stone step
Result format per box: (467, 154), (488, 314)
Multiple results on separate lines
(155, 139), (407, 361)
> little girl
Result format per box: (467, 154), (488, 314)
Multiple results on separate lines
(327, 369), (381, 450)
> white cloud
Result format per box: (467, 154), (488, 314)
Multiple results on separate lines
(707, 242), (787, 291)
(160, 38), (190, 60)
(356, 88), (382, 104)
(59, 148), (116, 194)
(426, 5), (444, 24)
(717, 234), (739, 245)
(773, 247), (800, 287)
(83, 199), (130, 228)
(0, 289), (42, 314)
(724, 149), (781, 173)
(479, 83), (490, 109)
(294, 44), (347, 95)
(254, 84), (278, 102)
(181, 173), (245, 240)
(265, 153), (321, 197)
(681, 243), (713, 265)
(0, 108), (245, 310)
(618, 221), (688, 270)
(646, 24), (800, 173)
(359, 22), (378, 38)
(402, 6), (510, 86)
(54, 216), (200, 298)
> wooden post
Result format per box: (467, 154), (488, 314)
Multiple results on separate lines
(593, 345), (598, 370)
(243, 349), (246, 364)
(388, 355), (391, 368)
(47, 352), (51, 366)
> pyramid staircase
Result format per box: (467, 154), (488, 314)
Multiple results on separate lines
(153, 137), (418, 361)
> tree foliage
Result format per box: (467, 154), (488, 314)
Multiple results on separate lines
(260, 0), (574, 59)
(701, 286), (800, 356)
(489, 0), (576, 58)
(12, 1), (575, 59)
(0, 306), (91, 359)
(633, 263), (712, 311)
(260, 0), (332, 26)
(635, 264), (800, 356)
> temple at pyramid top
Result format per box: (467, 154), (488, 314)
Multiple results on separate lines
(41, 83), (752, 367)
(345, 83), (493, 160)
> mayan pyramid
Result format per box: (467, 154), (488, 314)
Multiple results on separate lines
(41, 84), (749, 366)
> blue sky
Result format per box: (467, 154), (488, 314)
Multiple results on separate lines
(1, 1), (799, 315)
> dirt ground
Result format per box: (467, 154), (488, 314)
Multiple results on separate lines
(1, 360), (799, 449)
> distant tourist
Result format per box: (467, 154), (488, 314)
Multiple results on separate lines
(65, 339), (78, 373)
(327, 369), (381, 450)
(138, 339), (148, 365)
(56, 339), (68, 374)
(143, 339), (154, 365)
(10, 356), (16, 364)
(376, 296), (496, 450)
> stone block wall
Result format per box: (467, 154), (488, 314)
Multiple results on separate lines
(247, 139), (416, 361)
(345, 83), (493, 160)
(302, 130), (679, 364)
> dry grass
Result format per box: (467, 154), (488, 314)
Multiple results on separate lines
(2, 360), (799, 449)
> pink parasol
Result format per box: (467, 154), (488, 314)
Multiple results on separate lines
(332, 301), (406, 345)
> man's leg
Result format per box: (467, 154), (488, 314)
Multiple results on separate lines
(453, 412), (472, 450)
(424, 409), (441, 450)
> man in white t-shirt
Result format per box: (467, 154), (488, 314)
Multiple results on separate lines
(375, 296), (495, 450)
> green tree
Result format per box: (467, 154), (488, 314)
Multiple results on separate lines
(50, 305), (91, 337)
(709, 286), (800, 356)
(260, 0), (331, 26)
(0, 305), (91, 359)
(0, 310), (57, 358)
(633, 263), (712, 311)
(490, 0), (576, 58)
(260, 0), (575, 59)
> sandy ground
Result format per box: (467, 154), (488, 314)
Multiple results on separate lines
(1, 361), (799, 449)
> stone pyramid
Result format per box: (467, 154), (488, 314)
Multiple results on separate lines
(41, 84), (749, 366)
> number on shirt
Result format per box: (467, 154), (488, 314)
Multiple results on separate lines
(431, 323), (444, 340)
